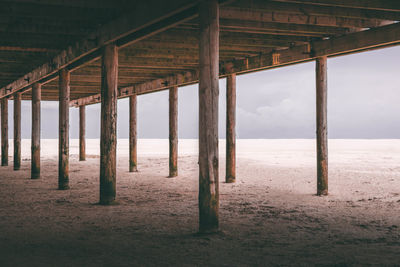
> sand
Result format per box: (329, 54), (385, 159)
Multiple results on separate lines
(0, 139), (399, 266)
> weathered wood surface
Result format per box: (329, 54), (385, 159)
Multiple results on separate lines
(198, 0), (219, 233)
(79, 105), (86, 161)
(31, 83), (41, 179)
(13, 92), (21, 170)
(58, 69), (70, 190)
(220, 7), (390, 29)
(0, 0), (199, 99)
(71, 21), (400, 108)
(270, 0), (400, 11)
(316, 56), (328, 196)
(169, 86), (178, 177)
(232, 1), (400, 21)
(100, 44), (118, 205)
(129, 94), (138, 172)
(226, 73), (236, 183)
(1, 98), (8, 166)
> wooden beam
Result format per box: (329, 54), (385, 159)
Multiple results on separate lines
(71, 22), (400, 107)
(70, 70), (199, 107)
(198, 0), (219, 233)
(226, 74), (236, 183)
(0, 46), (59, 53)
(79, 105), (86, 161)
(270, 0), (400, 12)
(1, 98), (8, 166)
(313, 22), (400, 57)
(232, 0), (400, 21)
(169, 86), (178, 177)
(58, 69), (70, 190)
(218, 19), (351, 35)
(184, 18), (351, 35)
(129, 95), (138, 172)
(0, 0), (199, 99)
(0, 0), (133, 9)
(13, 92), (21, 170)
(316, 56), (328, 196)
(31, 83), (41, 179)
(100, 44), (118, 205)
(220, 7), (391, 29)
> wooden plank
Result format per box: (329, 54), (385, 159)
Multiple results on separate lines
(313, 22), (400, 56)
(218, 19), (351, 35)
(198, 0), (219, 233)
(220, 7), (390, 29)
(58, 69), (70, 190)
(129, 95), (138, 172)
(316, 56), (328, 196)
(31, 83), (41, 179)
(0, 46), (59, 52)
(226, 74), (236, 183)
(0, 0), (199, 99)
(1, 98), (8, 166)
(100, 44), (118, 205)
(271, 0), (400, 12)
(232, 0), (400, 21)
(169, 86), (178, 177)
(13, 92), (21, 170)
(0, 0), (133, 9)
(71, 22), (400, 107)
(70, 70), (199, 106)
(79, 105), (86, 161)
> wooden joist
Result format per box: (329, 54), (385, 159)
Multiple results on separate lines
(71, 21), (400, 107)
(270, 0), (400, 12)
(0, 0), (200, 99)
(220, 7), (392, 29)
(233, 0), (400, 21)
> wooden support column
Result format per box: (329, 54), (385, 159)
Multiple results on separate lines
(129, 94), (138, 172)
(169, 86), (178, 177)
(198, 0), (219, 233)
(226, 74), (236, 183)
(316, 56), (328, 196)
(1, 98), (8, 166)
(79, 105), (86, 161)
(59, 69), (70, 190)
(14, 93), (21, 170)
(31, 83), (41, 179)
(100, 44), (118, 205)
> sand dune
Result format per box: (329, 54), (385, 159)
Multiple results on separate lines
(0, 139), (399, 266)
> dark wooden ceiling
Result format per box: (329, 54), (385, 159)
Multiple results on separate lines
(0, 0), (137, 90)
(1, 0), (400, 101)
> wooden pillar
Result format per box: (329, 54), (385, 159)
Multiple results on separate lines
(1, 98), (8, 166)
(169, 86), (178, 177)
(14, 93), (22, 170)
(198, 0), (219, 233)
(79, 105), (86, 161)
(226, 74), (236, 183)
(129, 94), (138, 172)
(316, 56), (328, 196)
(100, 44), (118, 205)
(31, 83), (41, 179)
(59, 69), (70, 190)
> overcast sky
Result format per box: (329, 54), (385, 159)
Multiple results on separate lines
(6, 45), (400, 139)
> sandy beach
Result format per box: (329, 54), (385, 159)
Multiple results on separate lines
(0, 139), (399, 266)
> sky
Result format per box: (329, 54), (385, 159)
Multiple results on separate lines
(5, 45), (400, 139)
